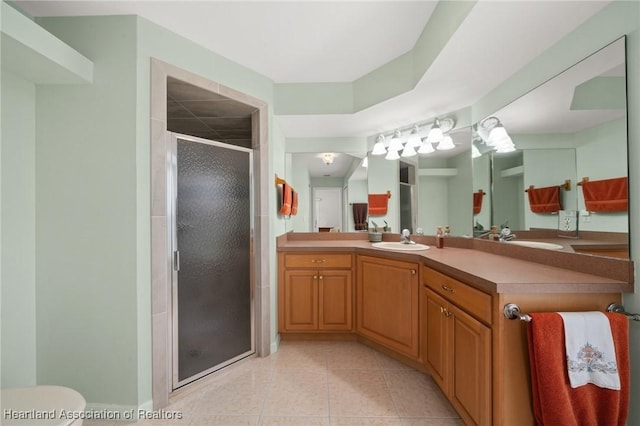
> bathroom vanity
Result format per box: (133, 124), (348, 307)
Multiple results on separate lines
(277, 232), (633, 426)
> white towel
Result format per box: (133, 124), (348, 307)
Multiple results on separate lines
(558, 311), (620, 390)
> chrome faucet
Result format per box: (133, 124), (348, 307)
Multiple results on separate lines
(499, 227), (516, 242)
(401, 229), (412, 244)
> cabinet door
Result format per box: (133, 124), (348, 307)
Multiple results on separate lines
(357, 255), (420, 358)
(450, 304), (492, 426)
(283, 270), (318, 331)
(319, 270), (353, 331)
(423, 288), (450, 394)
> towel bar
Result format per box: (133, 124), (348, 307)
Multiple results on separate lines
(607, 303), (640, 321)
(503, 302), (640, 322)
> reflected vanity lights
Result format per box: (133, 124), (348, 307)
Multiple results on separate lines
(371, 118), (457, 161)
(477, 116), (516, 153)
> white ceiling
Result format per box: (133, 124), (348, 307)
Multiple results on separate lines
(15, 0), (612, 140)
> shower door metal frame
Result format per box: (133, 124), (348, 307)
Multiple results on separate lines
(168, 132), (255, 390)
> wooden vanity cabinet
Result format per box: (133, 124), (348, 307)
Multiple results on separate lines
(422, 266), (492, 426)
(279, 253), (353, 332)
(356, 255), (420, 359)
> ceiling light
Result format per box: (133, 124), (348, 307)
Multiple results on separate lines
(322, 153), (335, 165)
(372, 135), (387, 155)
(436, 134), (455, 150)
(388, 129), (404, 152)
(406, 125), (422, 148)
(417, 138), (435, 154)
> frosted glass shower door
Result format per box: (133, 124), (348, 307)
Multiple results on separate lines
(170, 133), (254, 389)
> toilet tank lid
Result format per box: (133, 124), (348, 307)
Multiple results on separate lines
(0, 385), (86, 425)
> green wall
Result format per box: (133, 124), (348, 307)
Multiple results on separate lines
(34, 15), (140, 409)
(1, 70), (37, 388)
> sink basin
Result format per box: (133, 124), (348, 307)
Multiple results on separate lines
(505, 240), (563, 250)
(371, 242), (430, 251)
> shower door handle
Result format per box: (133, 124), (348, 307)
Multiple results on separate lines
(173, 250), (180, 271)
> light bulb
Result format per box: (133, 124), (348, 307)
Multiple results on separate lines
(436, 135), (455, 150)
(371, 135), (387, 155)
(417, 139), (435, 154)
(388, 129), (404, 152)
(385, 149), (400, 160)
(401, 145), (417, 157)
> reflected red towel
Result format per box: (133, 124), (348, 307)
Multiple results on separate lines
(280, 183), (292, 215)
(581, 177), (628, 212)
(527, 185), (562, 213)
(291, 190), (298, 216)
(527, 312), (629, 426)
(368, 194), (388, 216)
(473, 191), (484, 215)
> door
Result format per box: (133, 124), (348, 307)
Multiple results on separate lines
(313, 187), (342, 231)
(170, 133), (254, 389)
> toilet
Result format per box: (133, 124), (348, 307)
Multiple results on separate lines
(0, 385), (86, 425)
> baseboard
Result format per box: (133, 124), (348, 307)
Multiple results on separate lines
(270, 333), (281, 354)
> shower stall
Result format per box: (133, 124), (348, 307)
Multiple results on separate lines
(168, 132), (254, 389)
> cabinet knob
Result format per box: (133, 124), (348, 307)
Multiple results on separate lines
(319, 275), (324, 280)
(411, 269), (416, 275)
(313, 275), (318, 279)
(441, 285), (454, 293)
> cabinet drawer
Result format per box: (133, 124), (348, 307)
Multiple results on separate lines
(422, 266), (492, 325)
(285, 253), (352, 269)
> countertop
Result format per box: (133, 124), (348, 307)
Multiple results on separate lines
(277, 233), (634, 294)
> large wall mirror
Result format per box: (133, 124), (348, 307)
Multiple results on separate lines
(472, 36), (629, 258)
(286, 125), (473, 237)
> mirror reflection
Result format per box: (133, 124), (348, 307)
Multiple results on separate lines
(288, 126), (472, 237)
(288, 152), (367, 232)
(472, 37), (628, 257)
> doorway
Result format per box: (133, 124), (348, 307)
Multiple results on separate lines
(150, 59), (270, 409)
(169, 133), (254, 389)
(313, 187), (343, 231)
(399, 161), (416, 233)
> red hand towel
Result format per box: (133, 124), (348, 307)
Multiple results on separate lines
(527, 312), (629, 426)
(527, 185), (562, 213)
(473, 191), (484, 215)
(581, 177), (628, 212)
(291, 190), (298, 216)
(280, 183), (292, 215)
(368, 194), (388, 216)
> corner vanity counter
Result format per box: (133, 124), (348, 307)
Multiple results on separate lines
(276, 232), (634, 426)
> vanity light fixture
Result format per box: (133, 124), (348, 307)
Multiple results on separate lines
(372, 135), (387, 156)
(388, 129), (405, 152)
(417, 138), (435, 154)
(406, 125), (422, 148)
(436, 134), (455, 150)
(479, 116), (516, 153)
(385, 149), (401, 161)
(322, 153), (335, 165)
(426, 119), (444, 143)
(401, 144), (417, 157)
(373, 117), (456, 160)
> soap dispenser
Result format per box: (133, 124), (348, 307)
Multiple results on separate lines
(436, 226), (444, 249)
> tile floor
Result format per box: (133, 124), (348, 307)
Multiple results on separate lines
(85, 340), (463, 426)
